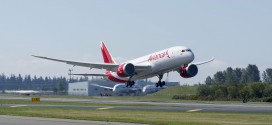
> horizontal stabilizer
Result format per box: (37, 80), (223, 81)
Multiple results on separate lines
(72, 73), (107, 77)
(91, 84), (113, 90)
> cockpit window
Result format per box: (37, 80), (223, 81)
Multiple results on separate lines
(181, 49), (191, 53)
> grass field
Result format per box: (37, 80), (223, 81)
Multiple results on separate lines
(152, 85), (198, 97)
(0, 106), (271, 125)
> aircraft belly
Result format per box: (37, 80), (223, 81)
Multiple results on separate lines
(132, 56), (189, 80)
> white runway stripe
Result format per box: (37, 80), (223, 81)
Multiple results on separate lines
(186, 109), (202, 112)
(97, 107), (114, 110)
(10, 105), (27, 108)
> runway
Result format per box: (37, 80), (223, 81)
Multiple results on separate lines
(2, 103), (272, 113)
(1, 96), (272, 113)
(0, 115), (148, 125)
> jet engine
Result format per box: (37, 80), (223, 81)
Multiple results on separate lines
(116, 63), (135, 77)
(180, 64), (198, 78)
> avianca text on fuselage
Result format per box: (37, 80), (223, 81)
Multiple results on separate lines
(32, 42), (214, 88)
(148, 50), (170, 62)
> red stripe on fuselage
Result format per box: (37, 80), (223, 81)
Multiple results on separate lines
(106, 71), (128, 83)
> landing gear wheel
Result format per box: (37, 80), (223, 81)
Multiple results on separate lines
(126, 81), (135, 87)
(156, 74), (166, 87)
(162, 81), (166, 86)
(130, 81), (135, 87)
(155, 81), (166, 87)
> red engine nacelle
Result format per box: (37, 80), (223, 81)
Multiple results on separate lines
(180, 64), (198, 78)
(116, 63), (135, 77)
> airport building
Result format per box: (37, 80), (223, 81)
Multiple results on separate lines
(68, 80), (114, 96)
(68, 79), (179, 96)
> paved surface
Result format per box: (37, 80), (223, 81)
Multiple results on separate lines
(1, 96), (272, 113)
(2, 103), (272, 113)
(0, 115), (149, 125)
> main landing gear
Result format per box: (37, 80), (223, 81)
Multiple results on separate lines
(126, 81), (135, 87)
(156, 74), (166, 87)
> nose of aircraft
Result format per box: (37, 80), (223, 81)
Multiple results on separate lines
(184, 48), (195, 63)
(190, 50), (195, 62)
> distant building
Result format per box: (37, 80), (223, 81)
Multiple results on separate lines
(68, 80), (114, 96)
(68, 81), (89, 96)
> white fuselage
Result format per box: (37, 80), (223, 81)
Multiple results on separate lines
(142, 85), (168, 93)
(109, 46), (195, 82)
(112, 84), (141, 93)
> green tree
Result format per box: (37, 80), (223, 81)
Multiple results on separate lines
(225, 67), (235, 84)
(227, 86), (239, 98)
(240, 86), (250, 100)
(246, 64), (260, 83)
(197, 85), (213, 97)
(215, 89), (224, 98)
(205, 76), (212, 85)
(233, 68), (242, 83)
(240, 69), (248, 83)
(213, 71), (225, 84)
(250, 83), (266, 98)
(263, 68), (272, 84)
(264, 85), (272, 97)
(218, 85), (228, 97)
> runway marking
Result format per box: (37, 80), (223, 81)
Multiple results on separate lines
(10, 105), (27, 108)
(97, 107), (114, 110)
(186, 109), (202, 112)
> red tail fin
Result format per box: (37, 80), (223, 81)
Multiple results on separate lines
(100, 42), (116, 64)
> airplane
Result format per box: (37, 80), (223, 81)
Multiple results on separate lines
(92, 83), (168, 95)
(142, 85), (168, 94)
(33, 42), (214, 87)
(91, 83), (142, 94)
(5, 90), (40, 95)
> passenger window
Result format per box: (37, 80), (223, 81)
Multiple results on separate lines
(182, 50), (185, 52)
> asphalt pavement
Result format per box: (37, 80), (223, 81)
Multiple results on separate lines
(0, 115), (149, 125)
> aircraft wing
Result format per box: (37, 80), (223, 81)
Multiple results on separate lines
(72, 73), (108, 77)
(193, 57), (215, 65)
(32, 55), (151, 72)
(91, 84), (113, 90)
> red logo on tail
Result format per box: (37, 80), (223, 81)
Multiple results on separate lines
(101, 42), (116, 64)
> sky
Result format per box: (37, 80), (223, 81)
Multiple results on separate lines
(0, 0), (271, 85)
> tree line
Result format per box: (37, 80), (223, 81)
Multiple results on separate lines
(0, 73), (88, 92)
(204, 64), (272, 85)
(202, 64), (272, 102)
(173, 64), (272, 102)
